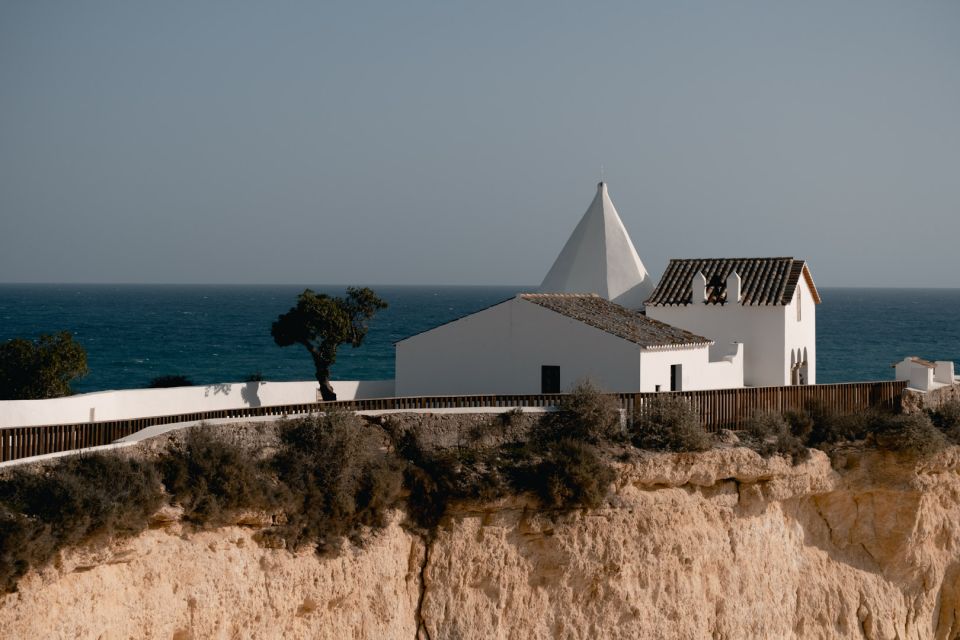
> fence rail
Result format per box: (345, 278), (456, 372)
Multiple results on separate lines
(0, 380), (908, 462)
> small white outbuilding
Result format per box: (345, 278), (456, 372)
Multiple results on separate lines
(893, 356), (956, 391)
(395, 293), (743, 396)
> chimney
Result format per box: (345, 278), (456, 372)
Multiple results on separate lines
(725, 271), (741, 304)
(693, 271), (707, 303)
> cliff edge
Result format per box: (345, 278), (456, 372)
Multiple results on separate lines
(2, 446), (959, 640)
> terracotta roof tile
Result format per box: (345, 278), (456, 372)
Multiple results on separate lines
(520, 293), (712, 349)
(645, 257), (820, 307)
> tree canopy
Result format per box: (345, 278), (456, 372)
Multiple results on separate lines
(271, 287), (387, 401)
(0, 332), (89, 400)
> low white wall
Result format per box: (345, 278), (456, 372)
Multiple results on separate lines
(0, 379), (395, 428)
(637, 342), (743, 392)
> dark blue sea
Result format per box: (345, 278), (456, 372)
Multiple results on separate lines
(0, 285), (958, 393)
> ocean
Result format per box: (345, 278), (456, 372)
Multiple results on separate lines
(0, 285), (958, 394)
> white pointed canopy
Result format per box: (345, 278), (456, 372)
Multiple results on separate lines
(539, 182), (654, 308)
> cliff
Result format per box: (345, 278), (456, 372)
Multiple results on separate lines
(2, 445), (959, 640)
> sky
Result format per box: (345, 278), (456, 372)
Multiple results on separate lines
(1, 1), (958, 287)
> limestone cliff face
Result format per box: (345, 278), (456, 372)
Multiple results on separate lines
(3, 447), (960, 640)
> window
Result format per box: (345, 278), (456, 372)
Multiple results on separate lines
(670, 364), (682, 392)
(541, 366), (560, 394)
(797, 289), (802, 322)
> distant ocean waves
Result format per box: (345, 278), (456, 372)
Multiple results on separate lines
(0, 285), (958, 393)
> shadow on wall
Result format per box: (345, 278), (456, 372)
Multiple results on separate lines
(204, 383), (232, 397)
(240, 382), (262, 408)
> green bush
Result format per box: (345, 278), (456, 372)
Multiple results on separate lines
(0, 331), (88, 400)
(632, 396), (711, 452)
(0, 454), (163, 593)
(273, 411), (404, 550)
(870, 412), (947, 456)
(159, 428), (279, 524)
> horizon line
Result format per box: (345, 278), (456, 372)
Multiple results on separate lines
(2, 282), (960, 291)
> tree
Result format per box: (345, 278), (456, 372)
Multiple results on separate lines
(0, 332), (89, 400)
(271, 287), (387, 401)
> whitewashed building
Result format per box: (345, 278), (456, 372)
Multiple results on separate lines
(645, 258), (821, 387)
(893, 356), (957, 391)
(395, 293), (743, 396)
(540, 182), (655, 308)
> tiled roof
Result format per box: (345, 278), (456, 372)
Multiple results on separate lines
(892, 356), (936, 369)
(520, 293), (712, 349)
(645, 257), (821, 307)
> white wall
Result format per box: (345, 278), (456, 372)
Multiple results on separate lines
(783, 277), (817, 384)
(396, 298), (644, 395)
(0, 379), (395, 428)
(646, 277), (816, 387)
(396, 297), (743, 396)
(638, 343), (743, 392)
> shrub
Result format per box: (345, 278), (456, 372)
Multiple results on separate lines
(742, 410), (810, 464)
(149, 375), (194, 388)
(159, 428), (279, 524)
(870, 412), (947, 456)
(548, 381), (622, 444)
(632, 396), (711, 452)
(0, 331), (88, 400)
(0, 453), (163, 593)
(273, 411), (404, 550)
(520, 439), (615, 509)
(929, 400), (960, 443)
(804, 402), (872, 446)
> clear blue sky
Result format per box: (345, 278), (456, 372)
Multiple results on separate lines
(1, 1), (958, 287)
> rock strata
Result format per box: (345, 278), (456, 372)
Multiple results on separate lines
(3, 446), (960, 640)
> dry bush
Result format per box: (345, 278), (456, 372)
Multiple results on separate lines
(273, 410), (404, 550)
(742, 410), (810, 464)
(930, 400), (960, 443)
(160, 427), (279, 525)
(632, 396), (711, 452)
(551, 380), (622, 443)
(804, 401), (873, 446)
(0, 453), (163, 593)
(870, 412), (947, 456)
(521, 439), (615, 509)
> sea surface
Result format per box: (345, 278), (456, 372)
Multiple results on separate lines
(0, 285), (958, 394)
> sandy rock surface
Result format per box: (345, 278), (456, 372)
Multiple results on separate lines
(3, 446), (960, 639)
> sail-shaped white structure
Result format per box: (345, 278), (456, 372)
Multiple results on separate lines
(539, 182), (654, 308)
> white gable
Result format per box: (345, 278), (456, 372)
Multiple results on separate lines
(539, 182), (654, 309)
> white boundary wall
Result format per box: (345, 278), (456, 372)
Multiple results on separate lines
(0, 379), (395, 428)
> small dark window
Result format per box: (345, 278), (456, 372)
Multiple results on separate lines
(541, 366), (560, 394)
(670, 364), (682, 392)
(655, 384), (661, 392)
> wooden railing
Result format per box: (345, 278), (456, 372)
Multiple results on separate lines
(632, 380), (908, 433)
(0, 380), (908, 462)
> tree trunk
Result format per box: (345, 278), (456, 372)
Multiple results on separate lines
(318, 378), (337, 402)
(311, 353), (337, 401)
